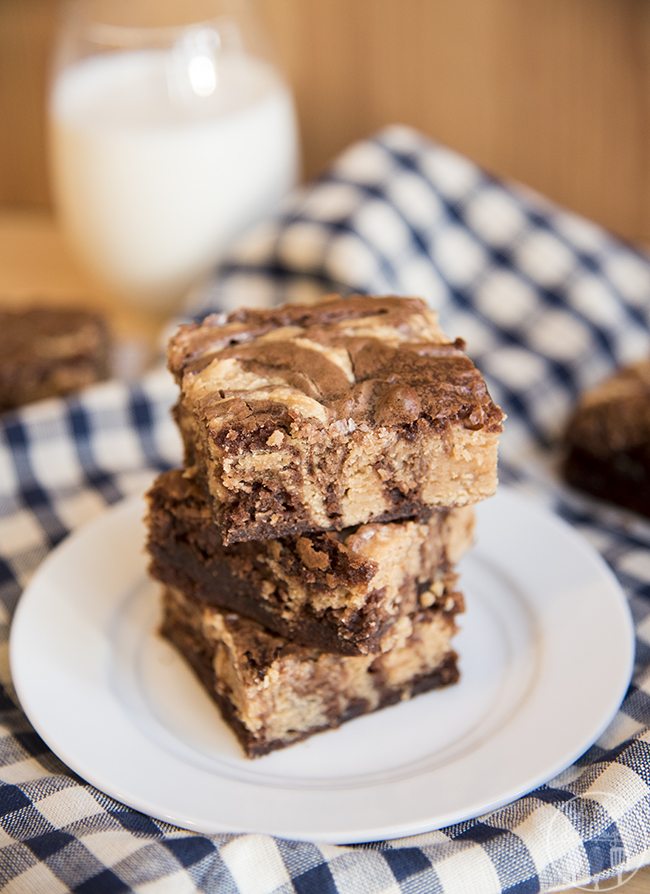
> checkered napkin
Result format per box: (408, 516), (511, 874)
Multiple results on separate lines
(2, 125), (650, 893)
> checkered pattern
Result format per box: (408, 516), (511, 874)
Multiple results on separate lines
(1, 125), (650, 892)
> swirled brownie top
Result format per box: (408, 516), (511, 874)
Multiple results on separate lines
(168, 295), (504, 432)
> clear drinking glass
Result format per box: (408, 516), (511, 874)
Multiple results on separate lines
(48, 0), (300, 315)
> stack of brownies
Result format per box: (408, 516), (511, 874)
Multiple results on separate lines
(145, 295), (504, 757)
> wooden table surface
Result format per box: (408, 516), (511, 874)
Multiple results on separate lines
(0, 210), (648, 894)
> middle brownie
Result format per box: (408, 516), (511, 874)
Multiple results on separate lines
(146, 470), (474, 655)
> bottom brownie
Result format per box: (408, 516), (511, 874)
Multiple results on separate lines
(161, 586), (462, 757)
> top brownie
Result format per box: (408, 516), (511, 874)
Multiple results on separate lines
(168, 295), (504, 544)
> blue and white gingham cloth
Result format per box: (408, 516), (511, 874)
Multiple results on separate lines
(1, 125), (650, 892)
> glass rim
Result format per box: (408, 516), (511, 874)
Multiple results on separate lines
(86, 18), (230, 48)
(61, 0), (246, 47)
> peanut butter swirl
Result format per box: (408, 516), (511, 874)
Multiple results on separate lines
(168, 295), (504, 433)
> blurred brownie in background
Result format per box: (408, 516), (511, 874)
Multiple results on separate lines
(564, 358), (650, 518)
(0, 306), (111, 412)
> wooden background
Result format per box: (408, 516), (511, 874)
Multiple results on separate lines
(0, 0), (649, 242)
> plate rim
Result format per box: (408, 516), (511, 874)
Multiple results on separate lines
(9, 487), (636, 843)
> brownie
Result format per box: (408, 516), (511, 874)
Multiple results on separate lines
(564, 358), (650, 518)
(0, 306), (110, 411)
(168, 294), (504, 544)
(146, 469), (473, 655)
(161, 585), (462, 757)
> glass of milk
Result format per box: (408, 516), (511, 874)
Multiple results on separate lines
(48, 0), (300, 314)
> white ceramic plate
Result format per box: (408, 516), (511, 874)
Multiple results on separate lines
(10, 488), (634, 844)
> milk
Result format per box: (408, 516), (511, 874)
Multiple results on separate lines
(49, 50), (299, 310)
